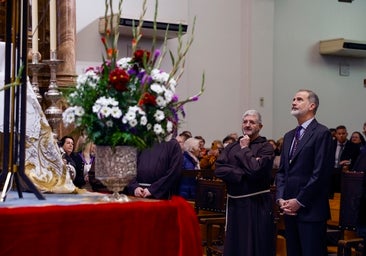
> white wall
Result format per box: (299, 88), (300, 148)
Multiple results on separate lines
(180, 0), (274, 143)
(75, 0), (366, 146)
(75, 0), (274, 146)
(273, 0), (366, 140)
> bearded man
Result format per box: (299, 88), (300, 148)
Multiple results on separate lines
(215, 109), (275, 256)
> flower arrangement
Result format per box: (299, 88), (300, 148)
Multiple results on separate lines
(62, 0), (204, 149)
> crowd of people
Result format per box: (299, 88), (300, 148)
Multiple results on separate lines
(58, 128), (238, 197)
(57, 88), (366, 256)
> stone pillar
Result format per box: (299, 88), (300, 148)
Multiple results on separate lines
(56, 0), (76, 87)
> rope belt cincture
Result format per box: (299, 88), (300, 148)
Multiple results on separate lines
(138, 183), (151, 188)
(225, 189), (271, 231)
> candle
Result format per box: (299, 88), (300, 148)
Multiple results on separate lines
(49, 0), (57, 53)
(31, 0), (38, 54)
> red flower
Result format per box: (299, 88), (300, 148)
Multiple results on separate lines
(138, 92), (156, 106)
(109, 68), (130, 91)
(133, 50), (150, 63)
(107, 48), (118, 59)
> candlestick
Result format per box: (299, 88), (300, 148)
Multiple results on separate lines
(29, 62), (46, 103)
(43, 58), (63, 139)
(31, 0), (38, 54)
(49, 0), (57, 53)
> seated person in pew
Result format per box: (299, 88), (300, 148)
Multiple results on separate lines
(178, 138), (201, 200)
(72, 135), (96, 190)
(71, 135), (108, 192)
(199, 140), (224, 171)
(125, 138), (183, 199)
(59, 135), (78, 182)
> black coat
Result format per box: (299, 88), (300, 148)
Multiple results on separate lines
(215, 136), (275, 256)
(126, 138), (183, 199)
(333, 140), (360, 169)
(353, 151), (366, 225)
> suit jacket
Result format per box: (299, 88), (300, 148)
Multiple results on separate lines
(276, 119), (334, 222)
(332, 140), (360, 169)
(353, 151), (366, 172)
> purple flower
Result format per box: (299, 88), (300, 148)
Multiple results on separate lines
(128, 69), (137, 76)
(153, 49), (161, 64)
(172, 95), (179, 102)
(190, 96), (199, 101)
(137, 70), (146, 80)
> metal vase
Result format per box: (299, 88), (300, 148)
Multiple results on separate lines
(95, 146), (137, 202)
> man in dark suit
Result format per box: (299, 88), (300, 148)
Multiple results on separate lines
(330, 125), (360, 196)
(276, 89), (334, 256)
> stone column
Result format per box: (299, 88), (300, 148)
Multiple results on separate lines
(56, 0), (76, 86)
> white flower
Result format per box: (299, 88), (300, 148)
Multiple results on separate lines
(117, 57), (132, 69)
(64, 114), (75, 125)
(62, 108), (76, 126)
(168, 79), (177, 91)
(129, 119), (138, 127)
(99, 106), (112, 118)
(151, 69), (169, 84)
(95, 96), (118, 107)
(76, 69), (99, 89)
(69, 91), (78, 99)
(74, 106), (85, 116)
(130, 105), (145, 115)
(108, 98), (119, 107)
(92, 104), (101, 114)
(122, 116), (128, 124)
(164, 89), (174, 103)
(156, 96), (167, 107)
(93, 97), (119, 117)
(106, 120), (114, 127)
(166, 120), (173, 133)
(153, 123), (163, 134)
(124, 108), (137, 121)
(154, 110), (165, 122)
(140, 116), (147, 126)
(76, 73), (88, 85)
(110, 106), (122, 119)
(150, 83), (164, 94)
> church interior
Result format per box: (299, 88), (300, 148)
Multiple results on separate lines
(0, 0), (366, 255)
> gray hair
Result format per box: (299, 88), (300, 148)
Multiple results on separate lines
(242, 109), (262, 124)
(183, 138), (200, 152)
(298, 89), (319, 114)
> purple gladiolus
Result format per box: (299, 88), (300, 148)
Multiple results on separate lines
(172, 95), (179, 102)
(153, 49), (161, 63)
(141, 73), (152, 85)
(190, 96), (199, 101)
(128, 69), (137, 76)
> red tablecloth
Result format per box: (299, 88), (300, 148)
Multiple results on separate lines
(0, 196), (202, 256)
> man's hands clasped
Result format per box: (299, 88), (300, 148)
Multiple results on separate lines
(278, 198), (301, 215)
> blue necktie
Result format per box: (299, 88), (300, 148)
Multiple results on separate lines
(290, 126), (302, 160)
(336, 143), (345, 168)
